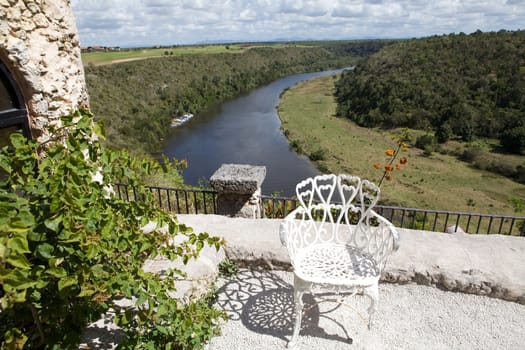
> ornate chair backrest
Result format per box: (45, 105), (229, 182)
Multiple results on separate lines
(296, 174), (338, 223)
(282, 174), (398, 272)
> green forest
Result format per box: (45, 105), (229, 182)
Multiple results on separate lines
(85, 41), (387, 153)
(335, 30), (525, 154)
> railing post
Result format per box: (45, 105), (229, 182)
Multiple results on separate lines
(210, 163), (266, 219)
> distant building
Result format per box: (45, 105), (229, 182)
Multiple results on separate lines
(81, 46), (121, 53)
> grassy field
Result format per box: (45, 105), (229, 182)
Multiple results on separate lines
(277, 75), (525, 215)
(81, 43), (313, 66)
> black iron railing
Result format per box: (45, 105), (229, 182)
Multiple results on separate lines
(260, 195), (525, 236)
(373, 205), (525, 236)
(115, 183), (217, 215)
(114, 184), (525, 235)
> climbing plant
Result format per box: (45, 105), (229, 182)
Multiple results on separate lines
(0, 110), (225, 349)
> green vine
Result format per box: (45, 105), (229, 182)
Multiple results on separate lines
(0, 110), (225, 349)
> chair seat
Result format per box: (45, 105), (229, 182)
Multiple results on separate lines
(294, 243), (380, 286)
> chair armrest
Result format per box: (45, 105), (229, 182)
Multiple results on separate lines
(371, 210), (400, 252)
(279, 207), (306, 246)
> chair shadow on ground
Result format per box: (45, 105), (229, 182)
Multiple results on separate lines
(215, 269), (354, 345)
(80, 315), (127, 349)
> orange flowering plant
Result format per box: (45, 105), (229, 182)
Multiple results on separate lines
(375, 129), (411, 187)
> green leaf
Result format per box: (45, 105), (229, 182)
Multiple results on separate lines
(6, 254), (31, 269)
(57, 230), (81, 243)
(119, 309), (134, 325)
(46, 267), (67, 278)
(7, 236), (30, 254)
(157, 303), (170, 317)
(77, 286), (96, 298)
(136, 293), (148, 308)
(7, 220), (32, 233)
(117, 238), (128, 251)
(58, 276), (78, 292)
(36, 243), (55, 259)
(49, 257), (64, 268)
(196, 240), (204, 252)
(93, 122), (106, 139)
(3, 269), (36, 290)
(9, 132), (27, 148)
(30, 289), (42, 302)
(86, 244), (98, 259)
(2, 328), (28, 349)
(28, 231), (46, 242)
(157, 325), (169, 335)
(44, 215), (62, 232)
(139, 241), (152, 253)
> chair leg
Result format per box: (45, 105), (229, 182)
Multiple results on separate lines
(288, 277), (305, 348)
(364, 282), (378, 329)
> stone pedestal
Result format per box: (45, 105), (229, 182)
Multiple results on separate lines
(210, 164), (266, 218)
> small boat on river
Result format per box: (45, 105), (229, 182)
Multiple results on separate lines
(170, 113), (193, 127)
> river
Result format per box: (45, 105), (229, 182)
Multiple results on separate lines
(162, 69), (346, 196)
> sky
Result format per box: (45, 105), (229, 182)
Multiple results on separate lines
(71, 0), (525, 47)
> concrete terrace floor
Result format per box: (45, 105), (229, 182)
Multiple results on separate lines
(80, 214), (525, 349)
(207, 269), (525, 349)
(177, 214), (525, 350)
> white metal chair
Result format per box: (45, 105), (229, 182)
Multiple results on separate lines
(279, 174), (400, 348)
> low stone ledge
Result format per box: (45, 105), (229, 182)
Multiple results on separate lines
(224, 245), (292, 271)
(143, 243), (226, 301)
(178, 214), (525, 305)
(384, 267), (525, 304)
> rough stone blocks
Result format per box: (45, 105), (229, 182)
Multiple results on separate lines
(210, 164), (266, 219)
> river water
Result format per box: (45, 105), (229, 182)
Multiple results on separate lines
(162, 69), (344, 196)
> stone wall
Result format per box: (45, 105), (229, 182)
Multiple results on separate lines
(0, 0), (89, 142)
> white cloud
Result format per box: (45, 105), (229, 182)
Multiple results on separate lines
(70, 0), (525, 47)
(332, 2), (367, 18)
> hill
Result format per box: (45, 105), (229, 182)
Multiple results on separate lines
(85, 41), (389, 153)
(278, 74), (525, 215)
(334, 30), (525, 154)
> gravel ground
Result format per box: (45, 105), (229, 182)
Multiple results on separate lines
(206, 269), (525, 350)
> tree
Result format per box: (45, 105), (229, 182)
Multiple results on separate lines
(333, 30), (525, 141)
(500, 125), (525, 154)
(0, 111), (225, 349)
(436, 122), (453, 143)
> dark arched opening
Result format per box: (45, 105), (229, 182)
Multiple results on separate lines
(0, 59), (31, 148)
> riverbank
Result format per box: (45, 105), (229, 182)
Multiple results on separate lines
(277, 75), (525, 215)
(85, 44), (365, 154)
(162, 70), (350, 195)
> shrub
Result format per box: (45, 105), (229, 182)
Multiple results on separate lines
(0, 111), (225, 349)
(486, 158), (516, 178)
(218, 258), (238, 277)
(500, 126), (525, 154)
(317, 162), (329, 173)
(515, 165), (525, 184)
(415, 134), (437, 152)
(309, 149), (326, 161)
(422, 144), (435, 157)
(435, 122), (453, 143)
(460, 145), (483, 163)
(289, 140), (303, 153)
